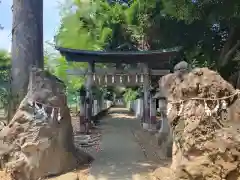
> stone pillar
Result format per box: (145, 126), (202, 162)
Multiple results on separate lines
(136, 99), (140, 118)
(154, 89), (170, 133)
(113, 93), (116, 105)
(101, 94), (104, 110)
(142, 63), (150, 130)
(157, 96), (172, 157)
(158, 97), (169, 134)
(136, 98), (143, 120)
(174, 61), (190, 80)
(140, 98), (143, 120)
(154, 86), (169, 134)
(150, 96), (157, 127)
(86, 62), (94, 132)
(93, 100), (98, 116)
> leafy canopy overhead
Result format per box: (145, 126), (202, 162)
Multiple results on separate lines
(55, 0), (240, 83)
(161, 0), (240, 74)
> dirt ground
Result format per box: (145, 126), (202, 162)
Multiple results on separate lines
(0, 111), (170, 180)
(0, 171), (11, 180)
(131, 128), (171, 167)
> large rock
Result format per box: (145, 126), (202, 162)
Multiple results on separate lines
(151, 167), (175, 180)
(0, 68), (92, 180)
(154, 68), (240, 180)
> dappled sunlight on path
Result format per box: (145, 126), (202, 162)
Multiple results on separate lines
(88, 107), (155, 180)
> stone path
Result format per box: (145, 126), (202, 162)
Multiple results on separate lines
(88, 107), (154, 180)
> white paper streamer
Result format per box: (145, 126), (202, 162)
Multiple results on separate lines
(204, 101), (211, 116)
(35, 102), (40, 110)
(51, 108), (55, 119)
(221, 100), (227, 110)
(167, 103), (172, 116)
(57, 108), (61, 122)
(177, 102), (184, 116)
(42, 105), (48, 119)
(28, 100), (33, 106)
(213, 100), (219, 113)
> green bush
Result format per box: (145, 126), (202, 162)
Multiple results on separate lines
(123, 88), (138, 103)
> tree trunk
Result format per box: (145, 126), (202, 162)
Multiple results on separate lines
(11, 0), (43, 114)
(219, 27), (236, 60)
(219, 26), (240, 68)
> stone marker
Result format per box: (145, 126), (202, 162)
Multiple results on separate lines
(0, 68), (92, 180)
(153, 68), (240, 180)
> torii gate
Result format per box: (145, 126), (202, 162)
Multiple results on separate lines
(56, 47), (179, 130)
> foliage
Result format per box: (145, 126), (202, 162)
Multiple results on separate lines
(55, 0), (138, 98)
(56, 0), (111, 50)
(44, 47), (86, 88)
(0, 50), (10, 110)
(55, 0), (161, 51)
(160, 0), (240, 77)
(161, 0), (240, 24)
(54, 0), (240, 86)
(123, 88), (138, 102)
(55, 0), (219, 68)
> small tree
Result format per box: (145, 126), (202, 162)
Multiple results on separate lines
(0, 50), (11, 119)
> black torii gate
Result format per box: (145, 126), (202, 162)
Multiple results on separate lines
(56, 47), (179, 131)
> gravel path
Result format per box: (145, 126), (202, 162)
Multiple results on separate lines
(88, 107), (155, 180)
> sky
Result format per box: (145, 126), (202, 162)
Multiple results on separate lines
(0, 0), (62, 51)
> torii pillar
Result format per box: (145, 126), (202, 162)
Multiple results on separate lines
(79, 87), (86, 133)
(142, 63), (150, 130)
(150, 92), (157, 127)
(85, 61), (94, 133)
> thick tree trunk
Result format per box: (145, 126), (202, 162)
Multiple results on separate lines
(11, 0), (43, 113)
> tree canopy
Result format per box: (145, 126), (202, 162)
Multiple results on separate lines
(161, 0), (240, 76)
(23, 0), (240, 95)
(51, 0), (240, 95)
(55, 0), (240, 68)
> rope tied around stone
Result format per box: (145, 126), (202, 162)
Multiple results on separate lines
(166, 89), (240, 151)
(167, 89), (240, 105)
(29, 68), (63, 122)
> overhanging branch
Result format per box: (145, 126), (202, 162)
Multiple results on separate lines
(220, 40), (240, 67)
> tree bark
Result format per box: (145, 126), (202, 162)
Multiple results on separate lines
(219, 26), (240, 67)
(11, 0), (43, 112)
(221, 40), (240, 66)
(219, 27), (236, 60)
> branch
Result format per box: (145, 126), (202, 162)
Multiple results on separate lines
(219, 27), (236, 60)
(220, 40), (240, 67)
